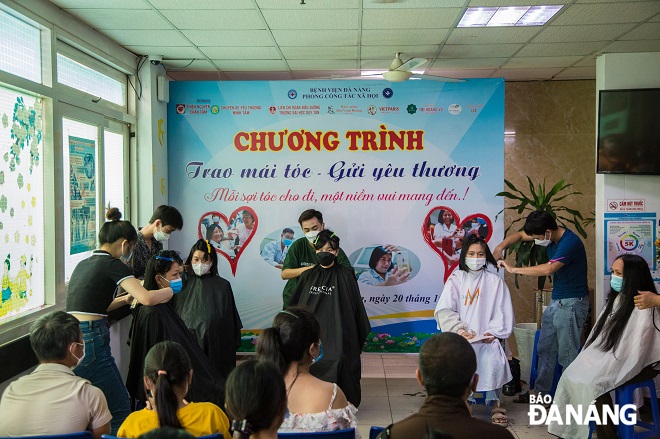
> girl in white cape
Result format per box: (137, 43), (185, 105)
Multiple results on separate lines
(435, 235), (515, 427)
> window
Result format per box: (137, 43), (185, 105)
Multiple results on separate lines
(0, 85), (44, 323)
(57, 53), (126, 107)
(104, 129), (126, 211)
(0, 9), (42, 83)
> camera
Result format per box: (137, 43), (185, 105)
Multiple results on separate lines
(148, 55), (163, 65)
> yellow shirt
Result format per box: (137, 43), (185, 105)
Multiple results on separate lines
(118, 402), (230, 439)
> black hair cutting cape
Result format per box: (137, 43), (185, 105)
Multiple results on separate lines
(289, 263), (371, 407)
(125, 303), (225, 408)
(173, 274), (243, 378)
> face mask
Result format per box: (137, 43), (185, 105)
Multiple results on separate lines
(316, 251), (335, 266)
(305, 230), (320, 242)
(534, 231), (552, 247)
(70, 342), (85, 369)
(282, 238), (293, 246)
(153, 225), (170, 242)
(159, 275), (183, 294)
(311, 342), (324, 365)
(192, 263), (211, 276)
(465, 257), (486, 271)
(610, 274), (623, 292)
(120, 243), (133, 263)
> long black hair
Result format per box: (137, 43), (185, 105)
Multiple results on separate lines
(185, 239), (219, 276)
(585, 254), (658, 352)
(458, 235), (498, 272)
(143, 250), (183, 291)
(225, 359), (286, 439)
(143, 341), (192, 430)
(255, 306), (321, 375)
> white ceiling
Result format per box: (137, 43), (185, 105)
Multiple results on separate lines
(47, 0), (660, 81)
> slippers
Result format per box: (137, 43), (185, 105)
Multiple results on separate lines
(513, 391), (530, 403)
(491, 407), (509, 427)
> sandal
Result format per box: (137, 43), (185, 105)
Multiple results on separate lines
(513, 391), (530, 403)
(491, 407), (509, 427)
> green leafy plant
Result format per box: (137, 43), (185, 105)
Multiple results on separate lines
(495, 177), (588, 289)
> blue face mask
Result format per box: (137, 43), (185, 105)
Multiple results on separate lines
(610, 274), (623, 292)
(282, 238), (293, 246)
(311, 342), (324, 365)
(160, 275), (183, 294)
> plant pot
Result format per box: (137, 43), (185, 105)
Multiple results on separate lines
(513, 323), (538, 384)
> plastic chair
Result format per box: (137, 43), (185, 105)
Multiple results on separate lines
(1, 433), (93, 439)
(369, 426), (384, 439)
(278, 428), (356, 438)
(529, 329), (563, 397)
(614, 379), (660, 439)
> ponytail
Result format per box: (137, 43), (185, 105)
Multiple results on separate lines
(255, 327), (287, 374)
(154, 371), (182, 430)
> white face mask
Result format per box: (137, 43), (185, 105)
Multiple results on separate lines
(192, 262), (211, 276)
(305, 230), (320, 242)
(70, 342), (85, 369)
(153, 225), (170, 242)
(465, 257), (486, 271)
(534, 231), (552, 247)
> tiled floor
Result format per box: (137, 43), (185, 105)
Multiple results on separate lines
(357, 354), (554, 439)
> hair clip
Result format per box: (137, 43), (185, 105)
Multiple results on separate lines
(157, 370), (167, 376)
(313, 234), (320, 245)
(205, 239), (212, 253)
(231, 419), (253, 436)
(330, 232), (336, 238)
(278, 309), (299, 319)
(155, 255), (174, 262)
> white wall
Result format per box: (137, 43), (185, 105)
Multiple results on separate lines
(594, 52), (660, 311)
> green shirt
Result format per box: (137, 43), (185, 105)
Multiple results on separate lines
(281, 237), (353, 307)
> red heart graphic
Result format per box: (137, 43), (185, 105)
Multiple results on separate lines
(197, 207), (258, 276)
(422, 206), (493, 281)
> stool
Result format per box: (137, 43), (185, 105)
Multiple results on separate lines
(614, 379), (660, 439)
(529, 329), (563, 397)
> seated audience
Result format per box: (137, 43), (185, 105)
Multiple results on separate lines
(138, 427), (195, 439)
(383, 332), (514, 439)
(358, 245), (410, 286)
(435, 235), (514, 426)
(119, 341), (230, 438)
(126, 251), (225, 408)
(174, 239), (243, 377)
(0, 311), (111, 438)
(549, 254), (660, 439)
(225, 359), (287, 439)
(289, 230), (371, 407)
(257, 306), (359, 434)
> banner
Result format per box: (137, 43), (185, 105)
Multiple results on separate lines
(168, 79), (504, 352)
(68, 136), (96, 255)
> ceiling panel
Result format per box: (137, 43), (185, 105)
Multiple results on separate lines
(257, 0), (359, 8)
(272, 30), (359, 47)
(281, 46), (358, 59)
(200, 46), (281, 59)
(263, 9), (357, 30)
(551, 2), (660, 26)
(213, 59), (289, 71)
(162, 60), (213, 69)
(600, 39), (660, 53)
(362, 8), (462, 29)
(291, 70), (359, 79)
(160, 10), (265, 30)
(517, 41), (608, 57)
(361, 45), (440, 59)
(65, 9), (171, 30)
(50, 0), (149, 9)
(574, 57), (597, 67)
(124, 46), (203, 58)
(446, 27), (540, 45)
(432, 58), (508, 69)
(287, 60), (358, 70)
(620, 22), (660, 40)
(167, 71), (227, 81)
(503, 56), (583, 68)
(532, 23), (638, 43)
(498, 67), (563, 80)
(365, 0), (467, 8)
(439, 44), (522, 58)
(426, 68), (498, 79)
(99, 30), (190, 46)
(361, 29), (451, 45)
(554, 66), (597, 79)
(182, 30), (274, 46)
(468, 0), (565, 5)
(150, 0), (255, 9)
(225, 71), (293, 80)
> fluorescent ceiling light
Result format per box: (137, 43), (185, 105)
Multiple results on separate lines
(458, 5), (563, 27)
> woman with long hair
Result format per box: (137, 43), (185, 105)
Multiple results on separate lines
(174, 239), (242, 377)
(66, 208), (175, 433)
(257, 306), (358, 434)
(225, 359), (287, 439)
(549, 254), (660, 439)
(118, 341), (230, 438)
(434, 234), (514, 427)
(126, 250), (225, 409)
(288, 230), (371, 408)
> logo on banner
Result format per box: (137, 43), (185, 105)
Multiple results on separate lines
(383, 88), (394, 99)
(211, 105), (219, 114)
(269, 106), (276, 114)
(176, 104), (186, 114)
(288, 89), (298, 99)
(449, 104), (462, 115)
(407, 104), (417, 114)
(367, 105), (377, 115)
(327, 106), (335, 114)
(528, 395), (636, 427)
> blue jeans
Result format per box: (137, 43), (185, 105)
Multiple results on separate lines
(535, 296), (589, 394)
(75, 318), (131, 434)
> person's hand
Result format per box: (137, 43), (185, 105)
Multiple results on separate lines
(457, 328), (475, 340)
(498, 260), (516, 274)
(383, 265), (410, 286)
(275, 263), (283, 269)
(493, 244), (506, 261)
(483, 332), (497, 343)
(634, 291), (660, 310)
(382, 244), (399, 253)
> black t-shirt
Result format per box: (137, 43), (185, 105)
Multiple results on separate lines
(66, 250), (134, 315)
